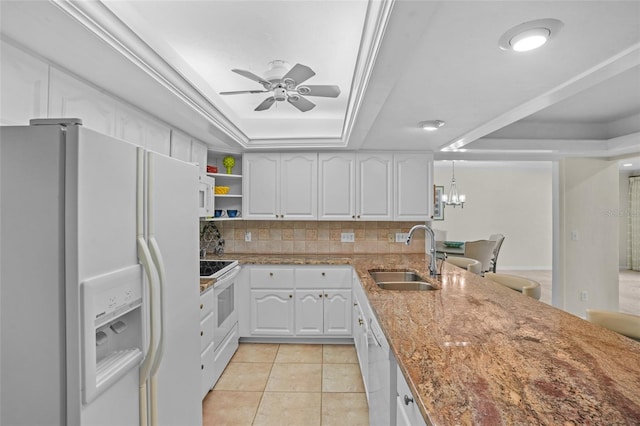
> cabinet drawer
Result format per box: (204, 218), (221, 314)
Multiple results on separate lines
(296, 266), (351, 288)
(200, 287), (214, 319)
(249, 267), (295, 288)
(200, 342), (215, 399)
(200, 312), (215, 353)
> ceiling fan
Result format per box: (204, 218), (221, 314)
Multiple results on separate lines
(220, 60), (341, 112)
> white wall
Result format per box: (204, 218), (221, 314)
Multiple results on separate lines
(555, 158), (619, 317)
(619, 172), (631, 268)
(434, 162), (552, 269)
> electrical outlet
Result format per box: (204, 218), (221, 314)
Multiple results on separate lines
(387, 233), (394, 242)
(341, 232), (355, 243)
(579, 291), (588, 302)
(571, 231), (579, 241)
(395, 233), (409, 243)
(245, 231), (251, 242)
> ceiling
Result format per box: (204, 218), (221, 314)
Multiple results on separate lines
(1, 0), (639, 162)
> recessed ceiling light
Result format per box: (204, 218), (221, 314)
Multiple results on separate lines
(623, 163), (633, 167)
(419, 120), (445, 131)
(498, 19), (563, 52)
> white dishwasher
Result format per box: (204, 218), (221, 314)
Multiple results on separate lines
(368, 312), (392, 426)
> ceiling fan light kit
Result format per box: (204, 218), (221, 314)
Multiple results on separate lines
(220, 60), (341, 112)
(498, 18), (563, 52)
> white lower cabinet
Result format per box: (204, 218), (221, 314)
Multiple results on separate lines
(295, 289), (352, 336)
(247, 265), (352, 338)
(396, 365), (426, 426)
(250, 289), (295, 336)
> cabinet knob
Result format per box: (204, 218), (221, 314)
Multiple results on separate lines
(354, 303), (358, 306)
(404, 395), (414, 405)
(200, 304), (203, 309)
(289, 294), (293, 298)
(358, 318), (364, 326)
(200, 331), (203, 336)
(201, 365), (204, 370)
(275, 214), (278, 218)
(321, 272), (325, 276)
(319, 294), (323, 298)
(352, 215), (355, 219)
(325, 294), (328, 298)
(269, 272), (274, 276)
(357, 215), (361, 219)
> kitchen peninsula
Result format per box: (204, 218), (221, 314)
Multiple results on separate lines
(216, 253), (640, 425)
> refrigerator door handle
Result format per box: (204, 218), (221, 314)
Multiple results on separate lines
(136, 235), (158, 426)
(148, 236), (166, 426)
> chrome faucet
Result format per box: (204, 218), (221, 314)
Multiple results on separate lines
(406, 224), (439, 278)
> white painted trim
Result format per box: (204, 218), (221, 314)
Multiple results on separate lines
(440, 43), (640, 152)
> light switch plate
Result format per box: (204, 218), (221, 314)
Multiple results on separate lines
(245, 231), (251, 242)
(395, 233), (409, 243)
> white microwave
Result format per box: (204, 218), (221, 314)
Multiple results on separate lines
(198, 175), (215, 217)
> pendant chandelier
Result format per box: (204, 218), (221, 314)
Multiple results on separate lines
(441, 161), (466, 208)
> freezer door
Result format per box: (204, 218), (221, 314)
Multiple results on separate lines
(146, 151), (201, 425)
(71, 126), (143, 425)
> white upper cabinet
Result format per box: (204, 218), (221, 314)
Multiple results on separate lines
(319, 153), (393, 220)
(318, 153), (356, 220)
(190, 140), (208, 174)
(356, 153), (393, 220)
(394, 153), (433, 221)
(49, 68), (117, 137)
(115, 103), (171, 154)
(170, 130), (192, 162)
(243, 153), (317, 220)
(0, 41), (49, 125)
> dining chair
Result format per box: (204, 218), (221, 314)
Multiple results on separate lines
(445, 256), (482, 275)
(586, 309), (640, 341)
(488, 234), (505, 273)
(463, 240), (496, 274)
(484, 272), (541, 300)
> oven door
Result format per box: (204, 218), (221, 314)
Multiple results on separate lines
(213, 266), (240, 349)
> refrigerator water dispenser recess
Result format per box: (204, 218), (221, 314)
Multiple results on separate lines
(81, 264), (144, 404)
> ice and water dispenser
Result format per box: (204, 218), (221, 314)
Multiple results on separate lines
(81, 265), (144, 403)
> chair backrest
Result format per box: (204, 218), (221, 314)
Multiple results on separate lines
(488, 234), (505, 273)
(484, 272), (541, 300)
(464, 240), (496, 272)
(586, 309), (640, 341)
(445, 256), (482, 275)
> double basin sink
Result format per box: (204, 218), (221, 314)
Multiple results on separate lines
(369, 270), (438, 291)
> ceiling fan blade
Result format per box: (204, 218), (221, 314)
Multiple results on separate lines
(231, 69), (271, 86)
(297, 85), (341, 98)
(287, 95), (315, 112)
(281, 63), (315, 85)
(220, 90), (270, 95)
(255, 96), (276, 111)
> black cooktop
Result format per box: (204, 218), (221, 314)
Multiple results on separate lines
(200, 260), (237, 278)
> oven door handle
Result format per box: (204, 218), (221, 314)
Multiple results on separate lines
(214, 265), (241, 292)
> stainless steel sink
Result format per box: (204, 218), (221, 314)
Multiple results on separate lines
(376, 282), (438, 291)
(369, 270), (424, 282)
(369, 269), (438, 291)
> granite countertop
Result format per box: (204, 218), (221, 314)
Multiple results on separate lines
(209, 253), (640, 424)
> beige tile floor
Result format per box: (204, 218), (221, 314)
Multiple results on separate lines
(203, 343), (369, 426)
(509, 269), (640, 314)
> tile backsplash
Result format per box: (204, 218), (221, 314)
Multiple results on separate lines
(201, 221), (426, 255)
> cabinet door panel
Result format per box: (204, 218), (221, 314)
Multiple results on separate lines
(49, 68), (117, 136)
(243, 154), (280, 219)
(281, 153), (317, 219)
(357, 153), (393, 220)
(250, 290), (294, 335)
(0, 41), (49, 125)
(324, 290), (352, 335)
(318, 153), (355, 220)
(190, 140), (208, 173)
(394, 153), (432, 220)
(295, 290), (324, 335)
(170, 130), (192, 162)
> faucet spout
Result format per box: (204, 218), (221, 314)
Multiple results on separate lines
(406, 224), (439, 278)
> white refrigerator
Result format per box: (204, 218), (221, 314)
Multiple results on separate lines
(0, 119), (202, 425)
